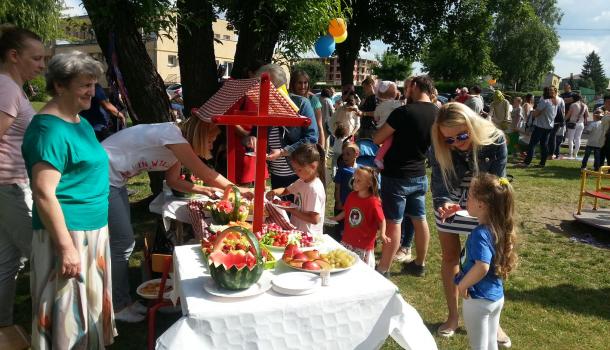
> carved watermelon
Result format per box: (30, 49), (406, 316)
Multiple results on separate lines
(211, 185), (243, 224)
(208, 226), (263, 290)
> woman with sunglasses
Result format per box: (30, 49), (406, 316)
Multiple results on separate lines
(429, 102), (511, 347)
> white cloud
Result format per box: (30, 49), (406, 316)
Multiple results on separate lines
(592, 10), (610, 22)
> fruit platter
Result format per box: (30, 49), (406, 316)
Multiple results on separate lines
(271, 198), (297, 209)
(281, 243), (358, 273)
(255, 223), (319, 251)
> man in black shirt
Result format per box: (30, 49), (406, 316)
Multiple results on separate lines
(358, 76), (378, 139)
(373, 75), (439, 277)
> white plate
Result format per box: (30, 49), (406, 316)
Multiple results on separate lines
(136, 278), (173, 300)
(324, 218), (339, 226)
(204, 273), (272, 298)
(272, 272), (320, 295)
(272, 202), (298, 209)
(456, 210), (477, 218)
(282, 249), (359, 274)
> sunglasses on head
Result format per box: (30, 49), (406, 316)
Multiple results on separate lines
(445, 131), (470, 145)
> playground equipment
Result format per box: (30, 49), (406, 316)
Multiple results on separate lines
(574, 166), (610, 231)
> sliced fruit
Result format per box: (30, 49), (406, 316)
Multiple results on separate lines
(304, 249), (320, 260)
(314, 259), (331, 270)
(302, 261), (321, 271)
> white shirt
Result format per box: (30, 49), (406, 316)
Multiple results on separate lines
(102, 122), (188, 187)
(374, 99), (403, 128)
(287, 177), (325, 235)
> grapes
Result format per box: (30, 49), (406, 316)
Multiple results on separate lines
(320, 249), (356, 269)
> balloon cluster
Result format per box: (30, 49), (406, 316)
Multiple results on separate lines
(314, 18), (347, 58)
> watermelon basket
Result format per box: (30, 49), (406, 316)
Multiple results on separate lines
(204, 226), (265, 290)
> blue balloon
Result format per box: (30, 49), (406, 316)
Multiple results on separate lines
(314, 35), (336, 58)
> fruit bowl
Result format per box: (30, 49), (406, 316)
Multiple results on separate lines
(281, 245), (359, 273)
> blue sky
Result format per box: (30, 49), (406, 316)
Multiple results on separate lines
(63, 0), (609, 78)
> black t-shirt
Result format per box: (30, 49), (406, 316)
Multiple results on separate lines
(382, 102), (439, 178)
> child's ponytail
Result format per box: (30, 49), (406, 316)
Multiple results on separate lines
(290, 143), (326, 183)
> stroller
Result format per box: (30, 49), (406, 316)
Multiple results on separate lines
(355, 138), (379, 168)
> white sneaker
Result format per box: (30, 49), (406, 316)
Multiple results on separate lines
(393, 247), (412, 262)
(114, 307), (146, 323)
(130, 301), (148, 315)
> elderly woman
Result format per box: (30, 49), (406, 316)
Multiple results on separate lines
(430, 102), (511, 347)
(22, 51), (116, 348)
(0, 25), (44, 327)
(102, 114), (249, 322)
(245, 63), (318, 189)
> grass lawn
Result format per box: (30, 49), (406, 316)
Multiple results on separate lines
(12, 158), (610, 349)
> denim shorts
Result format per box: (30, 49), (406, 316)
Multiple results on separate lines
(380, 175), (428, 223)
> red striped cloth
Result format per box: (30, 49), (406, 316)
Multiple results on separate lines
(264, 202), (296, 230)
(192, 78), (300, 122)
(187, 200), (208, 240)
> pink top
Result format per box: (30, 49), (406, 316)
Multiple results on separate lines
(0, 74), (35, 184)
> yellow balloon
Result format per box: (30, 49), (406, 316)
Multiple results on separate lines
(334, 31), (348, 43)
(328, 18), (347, 37)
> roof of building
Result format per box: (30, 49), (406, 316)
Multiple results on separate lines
(192, 78), (300, 122)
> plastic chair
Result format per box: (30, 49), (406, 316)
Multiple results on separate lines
(144, 234), (176, 350)
(577, 166), (610, 214)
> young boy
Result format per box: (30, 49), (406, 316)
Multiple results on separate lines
(332, 142), (360, 241)
(582, 110), (605, 170)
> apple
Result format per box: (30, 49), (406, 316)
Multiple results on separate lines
(292, 253), (308, 262)
(314, 259), (331, 270)
(302, 261), (321, 271)
(288, 260), (304, 268)
(283, 243), (300, 259)
(303, 249), (320, 260)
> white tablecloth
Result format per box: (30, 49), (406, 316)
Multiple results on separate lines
(156, 239), (437, 350)
(149, 192), (194, 230)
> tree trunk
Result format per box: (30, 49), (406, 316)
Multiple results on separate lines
(335, 0), (366, 87)
(177, 0), (219, 114)
(230, 0), (283, 79)
(82, 0), (172, 125)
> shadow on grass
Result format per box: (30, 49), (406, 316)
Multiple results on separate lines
(509, 284), (610, 321)
(508, 165), (582, 180)
(545, 219), (610, 248)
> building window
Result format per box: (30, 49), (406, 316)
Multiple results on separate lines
(335, 73), (341, 78)
(214, 34), (221, 39)
(225, 62), (233, 77)
(223, 34), (231, 40)
(168, 55), (178, 67)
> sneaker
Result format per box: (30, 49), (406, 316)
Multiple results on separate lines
(375, 268), (390, 279)
(130, 301), (148, 315)
(393, 247), (412, 262)
(533, 164), (545, 168)
(402, 261), (426, 277)
(114, 307), (146, 323)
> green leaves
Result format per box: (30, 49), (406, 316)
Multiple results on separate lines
(0, 0), (63, 41)
(372, 51), (412, 81)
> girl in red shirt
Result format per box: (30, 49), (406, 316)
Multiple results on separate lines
(330, 166), (387, 267)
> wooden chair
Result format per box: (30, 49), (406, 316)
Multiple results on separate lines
(0, 325), (29, 350)
(577, 166), (610, 214)
(143, 234), (176, 350)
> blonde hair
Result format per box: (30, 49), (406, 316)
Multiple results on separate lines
(178, 117), (220, 160)
(431, 102), (505, 189)
(355, 166), (379, 197)
(469, 174), (518, 279)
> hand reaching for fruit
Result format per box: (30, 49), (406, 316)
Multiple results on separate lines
(437, 203), (461, 222)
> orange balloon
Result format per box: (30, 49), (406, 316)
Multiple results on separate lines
(328, 18), (347, 37)
(334, 31), (347, 43)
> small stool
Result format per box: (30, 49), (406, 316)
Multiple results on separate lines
(0, 325), (30, 350)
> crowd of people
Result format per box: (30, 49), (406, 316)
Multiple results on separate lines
(5, 22), (607, 349)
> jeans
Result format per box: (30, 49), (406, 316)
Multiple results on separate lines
(463, 297), (504, 350)
(547, 124), (561, 157)
(0, 183), (32, 326)
(524, 126), (552, 166)
(108, 186), (135, 310)
(401, 217), (415, 248)
(380, 175), (428, 222)
(582, 146), (601, 170)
